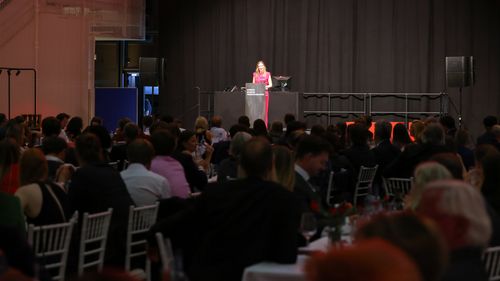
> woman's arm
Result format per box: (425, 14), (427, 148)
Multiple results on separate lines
(252, 73), (256, 83)
(267, 74), (273, 89)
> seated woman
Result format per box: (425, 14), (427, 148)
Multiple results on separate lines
(0, 139), (20, 195)
(173, 130), (213, 192)
(15, 148), (70, 225)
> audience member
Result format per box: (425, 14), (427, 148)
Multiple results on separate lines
(477, 115), (498, 145)
(305, 239), (422, 281)
(211, 123), (247, 165)
(371, 120), (400, 192)
(269, 120), (284, 143)
(491, 124), (500, 151)
(15, 148), (70, 225)
(392, 123), (413, 151)
(174, 130), (210, 192)
(65, 116), (83, 142)
(429, 152), (465, 180)
(150, 130), (191, 198)
(112, 117), (132, 142)
(416, 180), (491, 281)
(342, 123), (376, 175)
(384, 124), (450, 178)
(41, 136), (67, 181)
(284, 113), (296, 126)
(110, 122), (140, 171)
(410, 120), (425, 143)
(217, 131), (252, 183)
(439, 115), (457, 138)
(238, 115), (251, 129)
(194, 116), (212, 144)
(455, 129), (474, 170)
(294, 135), (331, 214)
(0, 139), (20, 194)
(405, 162), (452, 210)
(41, 116), (61, 138)
(68, 133), (134, 269)
(355, 213), (447, 281)
(90, 116), (103, 126)
(209, 115), (228, 144)
(151, 138), (300, 281)
(56, 113), (70, 142)
(120, 139), (171, 206)
(272, 145), (295, 191)
(142, 115), (154, 136)
(252, 119), (270, 141)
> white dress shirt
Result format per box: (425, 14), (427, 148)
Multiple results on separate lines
(120, 163), (171, 206)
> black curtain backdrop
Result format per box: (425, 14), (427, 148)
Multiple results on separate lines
(158, 0), (500, 137)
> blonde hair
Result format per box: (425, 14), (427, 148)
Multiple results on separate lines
(271, 145), (295, 191)
(255, 61), (267, 74)
(194, 116), (209, 133)
(406, 162), (452, 210)
(410, 120), (425, 142)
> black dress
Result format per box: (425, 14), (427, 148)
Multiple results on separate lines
(26, 181), (70, 226)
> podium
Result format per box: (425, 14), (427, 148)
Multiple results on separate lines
(245, 83), (266, 123)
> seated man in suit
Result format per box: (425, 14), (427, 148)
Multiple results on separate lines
(150, 138), (300, 281)
(294, 135), (331, 214)
(41, 136), (67, 182)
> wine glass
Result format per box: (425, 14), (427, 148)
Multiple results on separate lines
(300, 212), (317, 246)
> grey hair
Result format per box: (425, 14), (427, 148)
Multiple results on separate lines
(407, 161), (452, 210)
(423, 180), (492, 248)
(230, 132), (252, 157)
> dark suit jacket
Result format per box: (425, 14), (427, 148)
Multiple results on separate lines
(173, 152), (208, 192)
(294, 171), (323, 214)
(384, 143), (451, 178)
(371, 139), (401, 185)
(151, 177), (300, 281)
(442, 247), (488, 281)
(47, 160), (63, 182)
(68, 162), (134, 269)
(341, 144), (377, 174)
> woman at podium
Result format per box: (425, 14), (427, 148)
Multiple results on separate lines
(252, 61), (272, 125)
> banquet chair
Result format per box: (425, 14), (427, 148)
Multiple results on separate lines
(155, 232), (174, 272)
(483, 246), (500, 281)
(125, 203), (159, 281)
(77, 208), (113, 276)
(383, 177), (412, 198)
(353, 165), (378, 206)
(326, 169), (350, 206)
(27, 216), (77, 281)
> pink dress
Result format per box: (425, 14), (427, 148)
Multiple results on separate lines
(253, 71), (270, 125)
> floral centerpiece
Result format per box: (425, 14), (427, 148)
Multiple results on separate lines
(310, 200), (357, 243)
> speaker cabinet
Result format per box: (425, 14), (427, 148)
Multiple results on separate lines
(446, 56), (474, 88)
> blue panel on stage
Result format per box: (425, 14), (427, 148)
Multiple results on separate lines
(95, 88), (138, 134)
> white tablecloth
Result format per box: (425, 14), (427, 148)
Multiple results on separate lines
(241, 237), (331, 281)
(241, 255), (308, 281)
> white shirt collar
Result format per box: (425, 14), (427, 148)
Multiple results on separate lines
(294, 164), (310, 182)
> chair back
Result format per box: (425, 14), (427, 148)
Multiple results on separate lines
(353, 165), (378, 206)
(125, 203), (159, 279)
(383, 177), (412, 197)
(155, 232), (174, 272)
(77, 208), (113, 276)
(483, 246), (500, 281)
(27, 217), (76, 281)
